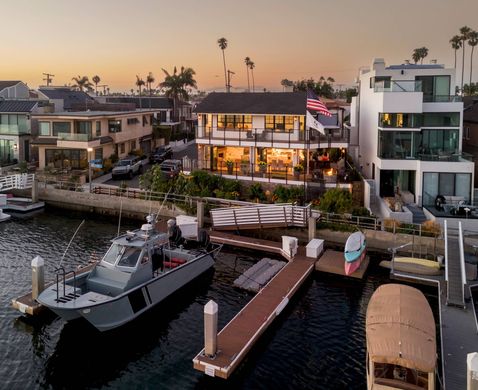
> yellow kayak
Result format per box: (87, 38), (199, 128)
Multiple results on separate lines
(379, 260), (443, 276)
(394, 257), (441, 270)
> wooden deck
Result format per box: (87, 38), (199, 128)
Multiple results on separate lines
(194, 232), (315, 378)
(315, 249), (369, 279)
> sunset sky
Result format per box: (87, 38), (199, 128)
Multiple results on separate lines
(2, 0), (478, 93)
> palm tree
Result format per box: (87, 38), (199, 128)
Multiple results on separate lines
(92, 75), (101, 95)
(450, 35), (462, 69)
(281, 79), (293, 91)
(146, 72), (155, 96)
(419, 47), (429, 64)
(71, 75), (93, 92)
(244, 57), (251, 92)
(136, 76), (145, 108)
(468, 30), (478, 88)
(459, 26), (472, 94)
(217, 37), (228, 92)
(412, 49), (421, 64)
(249, 61), (255, 92)
(160, 66), (197, 119)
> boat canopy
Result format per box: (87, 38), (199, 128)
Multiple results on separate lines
(366, 284), (436, 373)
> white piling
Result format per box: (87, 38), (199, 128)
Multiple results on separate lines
(31, 256), (45, 300)
(468, 353), (478, 390)
(204, 300), (218, 357)
(197, 201), (205, 229)
(308, 216), (317, 241)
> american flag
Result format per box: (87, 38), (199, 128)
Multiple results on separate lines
(306, 90), (332, 117)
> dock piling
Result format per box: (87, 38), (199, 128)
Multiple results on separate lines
(467, 352), (478, 390)
(204, 300), (218, 358)
(31, 256), (45, 300)
(197, 201), (204, 228)
(308, 216), (317, 241)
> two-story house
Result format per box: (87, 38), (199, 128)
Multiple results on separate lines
(462, 97), (478, 186)
(349, 58), (474, 211)
(0, 81), (30, 99)
(194, 92), (349, 187)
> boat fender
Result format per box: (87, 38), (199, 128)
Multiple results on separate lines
(163, 261), (179, 268)
(171, 257), (187, 265)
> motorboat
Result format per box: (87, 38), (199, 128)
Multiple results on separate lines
(366, 284), (436, 390)
(37, 216), (221, 331)
(344, 231), (366, 275)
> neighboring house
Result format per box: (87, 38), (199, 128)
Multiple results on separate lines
(99, 97), (174, 124)
(31, 109), (161, 170)
(349, 58), (473, 210)
(0, 81), (30, 99)
(194, 92), (349, 188)
(37, 87), (95, 112)
(463, 97), (478, 186)
(0, 100), (39, 165)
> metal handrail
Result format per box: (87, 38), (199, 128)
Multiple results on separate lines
(54, 266), (66, 302)
(458, 221), (466, 303)
(444, 220), (449, 283)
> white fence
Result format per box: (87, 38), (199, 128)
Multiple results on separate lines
(0, 174), (35, 192)
(210, 204), (311, 230)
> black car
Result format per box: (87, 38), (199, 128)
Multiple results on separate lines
(149, 146), (173, 164)
(159, 159), (182, 179)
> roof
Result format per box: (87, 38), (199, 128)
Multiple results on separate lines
(386, 64), (444, 70)
(0, 100), (38, 113)
(464, 97), (478, 124)
(0, 81), (22, 91)
(33, 109), (157, 118)
(38, 88), (94, 110)
(194, 92), (308, 115)
(366, 284), (436, 373)
(106, 97), (173, 109)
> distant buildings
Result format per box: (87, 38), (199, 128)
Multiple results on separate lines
(349, 58), (474, 209)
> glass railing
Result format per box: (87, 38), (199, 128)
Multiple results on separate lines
(57, 132), (93, 142)
(0, 124), (30, 135)
(374, 80), (422, 92)
(423, 95), (462, 103)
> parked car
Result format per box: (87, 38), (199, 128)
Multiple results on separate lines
(149, 145), (173, 164)
(159, 159), (182, 179)
(111, 155), (143, 179)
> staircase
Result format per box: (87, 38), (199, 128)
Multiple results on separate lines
(406, 204), (427, 224)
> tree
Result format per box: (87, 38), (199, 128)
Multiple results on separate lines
(412, 49), (421, 64)
(146, 72), (155, 96)
(244, 57), (251, 92)
(280, 79), (294, 91)
(463, 83), (478, 96)
(160, 66), (197, 118)
(468, 30), (478, 87)
(135, 75), (145, 97)
(459, 26), (472, 94)
(412, 47), (428, 64)
(249, 61), (255, 92)
(318, 188), (353, 214)
(217, 37), (228, 92)
(71, 75), (93, 92)
(92, 75), (101, 95)
(450, 35), (462, 69)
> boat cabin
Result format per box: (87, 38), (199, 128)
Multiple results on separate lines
(366, 284), (436, 390)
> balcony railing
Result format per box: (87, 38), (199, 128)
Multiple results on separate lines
(196, 127), (350, 147)
(379, 150), (473, 162)
(57, 132), (94, 142)
(423, 95), (462, 103)
(374, 80), (422, 92)
(0, 124), (30, 135)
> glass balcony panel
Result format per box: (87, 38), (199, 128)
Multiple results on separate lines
(57, 132), (92, 141)
(374, 80), (422, 92)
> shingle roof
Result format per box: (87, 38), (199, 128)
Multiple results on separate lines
(0, 81), (22, 91)
(194, 92), (307, 115)
(0, 100), (38, 113)
(38, 88), (94, 110)
(106, 97), (173, 109)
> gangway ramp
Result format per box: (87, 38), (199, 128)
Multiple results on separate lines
(0, 174), (35, 192)
(210, 204), (311, 231)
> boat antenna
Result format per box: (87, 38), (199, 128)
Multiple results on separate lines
(59, 219), (85, 268)
(117, 196), (123, 237)
(154, 186), (173, 224)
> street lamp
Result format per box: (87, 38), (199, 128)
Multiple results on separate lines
(87, 147), (93, 193)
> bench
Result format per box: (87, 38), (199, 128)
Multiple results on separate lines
(86, 266), (129, 296)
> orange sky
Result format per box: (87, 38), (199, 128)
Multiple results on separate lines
(1, 0), (478, 92)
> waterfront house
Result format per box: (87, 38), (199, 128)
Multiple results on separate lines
(37, 87), (95, 112)
(194, 92), (350, 188)
(462, 97), (478, 186)
(349, 58), (474, 213)
(0, 81), (30, 99)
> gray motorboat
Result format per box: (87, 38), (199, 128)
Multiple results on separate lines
(37, 216), (221, 331)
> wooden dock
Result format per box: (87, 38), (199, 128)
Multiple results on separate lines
(193, 232), (315, 378)
(315, 249), (369, 279)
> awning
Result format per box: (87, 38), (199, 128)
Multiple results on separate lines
(30, 138), (58, 146)
(366, 284), (436, 373)
(140, 135), (153, 143)
(99, 136), (113, 145)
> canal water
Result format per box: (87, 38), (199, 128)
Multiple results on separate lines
(0, 208), (440, 389)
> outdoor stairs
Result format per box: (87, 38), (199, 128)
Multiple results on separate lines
(406, 204), (427, 224)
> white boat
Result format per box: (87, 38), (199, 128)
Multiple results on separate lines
(37, 216), (221, 331)
(344, 231), (367, 275)
(366, 284), (436, 390)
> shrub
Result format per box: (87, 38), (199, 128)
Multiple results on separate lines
(248, 183), (266, 202)
(318, 188), (353, 214)
(421, 220), (441, 237)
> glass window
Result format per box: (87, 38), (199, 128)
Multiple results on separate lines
(39, 122), (50, 136)
(120, 143), (125, 153)
(96, 121), (101, 136)
(95, 147), (103, 160)
(102, 243), (122, 265)
(45, 148), (87, 169)
(17, 115), (27, 133)
(439, 173), (455, 196)
(130, 140), (136, 151)
(225, 115), (235, 128)
(378, 131), (417, 159)
(275, 116), (285, 130)
(75, 121), (92, 135)
(108, 120), (122, 133)
(423, 172), (471, 206)
(52, 122), (71, 137)
(423, 173), (439, 206)
(285, 116), (294, 131)
(421, 129), (458, 155)
(118, 247), (142, 267)
(243, 115), (252, 130)
(265, 115), (274, 129)
(422, 112), (459, 127)
(217, 115), (225, 129)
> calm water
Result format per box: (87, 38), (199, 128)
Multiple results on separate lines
(0, 208), (440, 390)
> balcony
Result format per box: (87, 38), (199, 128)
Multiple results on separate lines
(0, 124), (30, 135)
(374, 80), (422, 92)
(196, 127), (349, 148)
(56, 132), (100, 149)
(57, 132), (94, 142)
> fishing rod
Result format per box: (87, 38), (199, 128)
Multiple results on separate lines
(59, 219), (85, 268)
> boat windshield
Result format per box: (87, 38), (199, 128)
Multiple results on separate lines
(117, 246), (142, 268)
(102, 243), (122, 265)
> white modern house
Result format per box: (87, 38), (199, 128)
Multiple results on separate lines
(349, 58), (474, 214)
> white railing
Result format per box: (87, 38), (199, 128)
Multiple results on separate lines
(0, 174), (35, 192)
(444, 220), (449, 283)
(210, 204), (311, 230)
(458, 221), (467, 303)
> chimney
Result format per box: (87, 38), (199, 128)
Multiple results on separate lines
(372, 58), (386, 71)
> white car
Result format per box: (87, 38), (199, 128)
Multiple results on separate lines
(112, 156), (143, 179)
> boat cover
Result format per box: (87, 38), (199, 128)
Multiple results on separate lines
(366, 284), (436, 373)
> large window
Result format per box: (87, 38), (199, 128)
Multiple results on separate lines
(75, 121), (92, 136)
(217, 115), (252, 129)
(45, 149), (88, 169)
(265, 115), (295, 131)
(378, 131), (419, 159)
(416, 75), (451, 102)
(420, 129), (458, 155)
(422, 112), (459, 127)
(39, 122), (50, 136)
(52, 122), (71, 137)
(379, 112), (459, 128)
(422, 172), (471, 206)
(108, 119), (122, 133)
(96, 121), (101, 136)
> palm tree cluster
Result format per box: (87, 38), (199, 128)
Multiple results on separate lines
(450, 26), (478, 95)
(159, 66), (197, 117)
(412, 47), (429, 64)
(293, 77), (336, 98)
(71, 75), (94, 92)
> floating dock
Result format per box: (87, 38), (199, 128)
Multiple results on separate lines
(315, 249), (369, 279)
(193, 232), (315, 379)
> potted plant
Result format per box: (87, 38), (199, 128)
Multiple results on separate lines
(226, 159), (234, 174)
(293, 163), (303, 178)
(258, 160), (267, 174)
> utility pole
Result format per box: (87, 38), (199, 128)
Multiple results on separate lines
(227, 70), (235, 93)
(42, 73), (54, 86)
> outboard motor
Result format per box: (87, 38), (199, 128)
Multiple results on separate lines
(435, 195), (446, 211)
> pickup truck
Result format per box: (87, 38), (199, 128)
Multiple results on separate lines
(111, 156), (143, 179)
(149, 145), (173, 164)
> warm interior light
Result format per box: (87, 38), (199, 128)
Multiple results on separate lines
(87, 147), (93, 153)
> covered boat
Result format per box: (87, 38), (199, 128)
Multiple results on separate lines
(366, 284), (436, 390)
(37, 216), (221, 331)
(344, 231), (366, 275)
